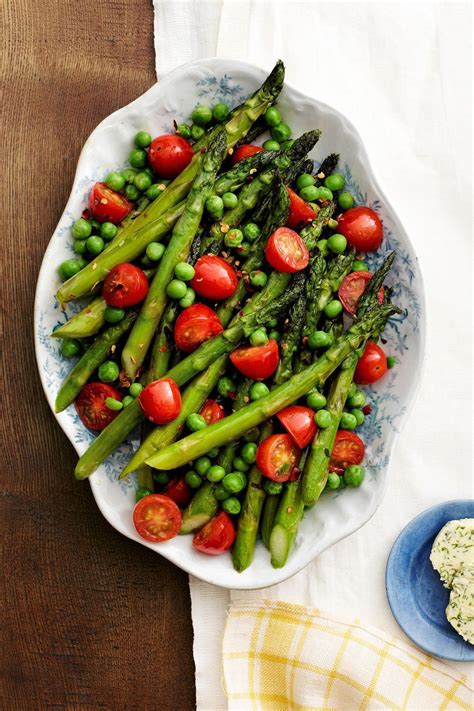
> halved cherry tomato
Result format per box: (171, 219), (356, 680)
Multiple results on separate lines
(199, 399), (225, 425)
(138, 378), (181, 424)
(231, 144), (263, 165)
(276, 405), (317, 448)
(102, 263), (149, 307)
(355, 341), (388, 384)
(230, 339), (279, 380)
(256, 433), (301, 482)
(192, 511), (236, 555)
(329, 430), (365, 474)
(286, 187), (317, 229)
(174, 304), (223, 353)
(75, 382), (123, 431)
(164, 477), (193, 507)
(133, 494), (182, 543)
(148, 134), (194, 179)
(190, 255), (238, 301)
(89, 182), (132, 224)
(337, 206), (383, 252)
(338, 271), (385, 316)
(265, 227), (310, 273)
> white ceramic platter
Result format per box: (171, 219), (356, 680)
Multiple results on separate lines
(34, 58), (426, 589)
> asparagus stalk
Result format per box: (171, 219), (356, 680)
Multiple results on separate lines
(180, 482), (218, 534)
(261, 494), (280, 549)
(51, 297), (107, 339)
(269, 470), (306, 568)
(145, 303), (178, 385)
(233, 114), (268, 149)
(274, 287), (309, 383)
(214, 149), (278, 195)
(315, 153), (340, 185)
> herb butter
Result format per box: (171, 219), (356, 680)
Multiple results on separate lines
(430, 518), (474, 588)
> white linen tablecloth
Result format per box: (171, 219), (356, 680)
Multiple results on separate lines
(153, 2), (473, 708)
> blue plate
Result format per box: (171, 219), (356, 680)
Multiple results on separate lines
(386, 500), (474, 661)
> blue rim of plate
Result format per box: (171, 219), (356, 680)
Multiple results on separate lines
(386, 500), (474, 662)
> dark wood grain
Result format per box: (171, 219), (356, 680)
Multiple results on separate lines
(1, 2), (196, 708)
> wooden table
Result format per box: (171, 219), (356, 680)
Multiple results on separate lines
(2, 2), (196, 708)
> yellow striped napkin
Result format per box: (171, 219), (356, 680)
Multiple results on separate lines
(222, 600), (473, 710)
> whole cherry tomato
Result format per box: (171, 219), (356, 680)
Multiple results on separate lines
(265, 227), (310, 273)
(133, 494), (182, 543)
(102, 263), (149, 307)
(89, 182), (132, 224)
(338, 271), (385, 316)
(276, 405), (317, 448)
(75, 382), (123, 431)
(199, 399), (225, 425)
(256, 433), (301, 482)
(192, 511), (236, 555)
(231, 144), (263, 165)
(355, 341), (388, 384)
(337, 206), (383, 252)
(138, 378), (182, 424)
(230, 339), (279, 380)
(190, 255), (238, 301)
(164, 477), (193, 507)
(286, 187), (316, 229)
(329, 430), (365, 474)
(148, 134), (194, 179)
(174, 304), (223, 353)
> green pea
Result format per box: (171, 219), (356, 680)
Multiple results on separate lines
(351, 409), (365, 426)
(195, 457), (211, 476)
(191, 124), (205, 141)
(326, 473), (341, 490)
(100, 222), (118, 241)
(263, 480), (283, 495)
(166, 279), (187, 299)
(124, 184), (140, 201)
(134, 130), (152, 148)
(73, 239), (87, 255)
(250, 328), (268, 347)
(146, 183), (164, 200)
(281, 140), (294, 151)
(185, 471), (202, 489)
(262, 139), (281, 151)
(58, 259), (87, 281)
(352, 260), (368, 272)
(348, 389), (365, 408)
(268, 319), (278, 328)
(218, 377), (235, 398)
(387, 356), (397, 369)
(86, 236), (105, 256)
(122, 168), (138, 183)
(271, 122), (291, 143)
(60, 339), (81, 357)
(338, 192), (354, 210)
(141, 255), (153, 268)
(296, 173), (315, 190)
(129, 383), (143, 398)
(264, 106), (282, 127)
(206, 195), (224, 219)
(340, 412), (358, 430)
(214, 484), (230, 501)
(299, 185), (319, 202)
(268, 330), (280, 341)
(241, 442), (257, 464)
(174, 262), (195, 281)
(179, 287), (196, 308)
(89, 218), (101, 231)
(212, 102), (229, 121)
(315, 409), (332, 428)
(308, 331), (333, 350)
(134, 171), (153, 192)
(104, 306), (125, 323)
(324, 300), (343, 319)
(129, 148), (147, 168)
(177, 123), (192, 139)
(207, 465), (226, 483)
(224, 228), (244, 248)
(122, 395), (135, 408)
(324, 173), (345, 191)
(232, 457), (249, 473)
(242, 224), (259, 242)
(105, 397), (123, 411)
(98, 361), (119, 383)
(72, 217), (92, 239)
(222, 497), (241, 515)
(223, 471), (247, 493)
(317, 239), (329, 256)
(222, 192), (238, 209)
(327, 234), (347, 254)
(146, 242), (165, 262)
(153, 471), (170, 485)
(207, 447), (219, 459)
(135, 486), (152, 502)
(328, 218), (339, 230)
(236, 242), (250, 257)
(317, 186), (333, 201)
(186, 413), (207, 432)
(348, 383), (357, 398)
(249, 270), (267, 288)
(306, 391), (327, 410)
(344, 464), (365, 487)
(249, 382), (269, 401)
(105, 171), (126, 192)
(192, 105), (213, 126)
(243, 427), (260, 442)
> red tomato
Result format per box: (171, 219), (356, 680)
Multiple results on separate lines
(199, 399), (225, 425)
(286, 187), (317, 229)
(231, 144), (263, 165)
(276, 406), (317, 448)
(174, 304), (223, 353)
(338, 271), (385, 316)
(192, 511), (236, 555)
(148, 134), (194, 179)
(133, 494), (182, 543)
(355, 341), (388, 384)
(89, 182), (132, 224)
(138, 378), (182, 424)
(329, 430), (365, 474)
(102, 263), (149, 307)
(256, 433), (301, 482)
(190, 255), (238, 301)
(337, 207), (383, 252)
(75, 382), (123, 431)
(164, 477), (193, 507)
(265, 227), (310, 273)
(230, 339), (279, 380)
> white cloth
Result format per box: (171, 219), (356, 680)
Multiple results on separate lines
(153, 2), (473, 708)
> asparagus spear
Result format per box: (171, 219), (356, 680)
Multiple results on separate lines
(261, 494), (280, 549)
(233, 114), (268, 149)
(54, 310), (137, 412)
(121, 128), (228, 382)
(51, 297), (107, 340)
(214, 149), (278, 195)
(274, 287), (309, 383)
(145, 303), (178, 385)
(269, 467), (306, 568)
(180, 482), (219, 534)
(314, 153), (340, 185)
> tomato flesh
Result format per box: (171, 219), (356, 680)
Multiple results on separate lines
(148, 134), (194, 179)
(192, 512), (236, 555)
(138, 378), (182, 424)
(75, 382), (123, 431)
(89, 182), (132, 224)
(355, 341), (388, 384)
(337, 207), (383, 252)
(265, 227), (310, 273)
(164, 477), (193, 507)
(199, 399), (225, 425)
(276, 406), (317, 448)
(231, 144), (263, 165)
(190, 256), (238, 301)
(133, 494), (182, 543)
(256, 433), (301, 482)
(339, 271), (385, 316)
(174, 304), (223, 353)
(329, 430), (365, 474)
(102, 263), (149, 307)
(230, 339), (279, 380)
(286, 187), (316, 229)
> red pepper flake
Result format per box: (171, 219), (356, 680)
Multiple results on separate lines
(317, 172), (325, 179)
(81, 208), (91, 220)
(228, 147), (234, 155)
(287, 507), (293, 514)
(362, 404), (372, 415)
(160, 346), (167, 353)
(302, 336), (308, 346)
(228, 390), (236, 400)
(220, 223), (230, 234)
(111, 345), (116, 354)
(243, 395), (250, 403)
